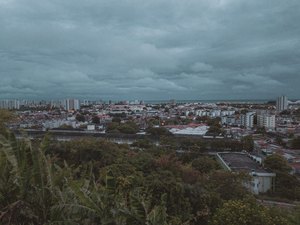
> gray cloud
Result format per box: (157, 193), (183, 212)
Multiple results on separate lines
(0, 0), (299, 100)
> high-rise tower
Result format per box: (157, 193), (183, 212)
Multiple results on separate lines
(276, 96), (288, 112)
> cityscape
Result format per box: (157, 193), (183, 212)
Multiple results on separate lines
(1, 97), (300, 224)
(1, 0), (300, 224)
(2, 95), (300, 193)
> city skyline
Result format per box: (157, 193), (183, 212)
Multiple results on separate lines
(1, 0), (300, 100)
(0, 96), (299, 102)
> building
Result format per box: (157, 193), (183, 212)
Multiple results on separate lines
(0, 99), (20, 110)
(62, 99), (80, 111)
(217, 152), (276, 194)
(276, 95), (288, 112)
(241, 112), (255, 128)
(221, 116), (236, 126)
(257, 114), (276, 130)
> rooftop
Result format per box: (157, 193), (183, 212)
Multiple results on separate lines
(218, 152), (268, 173)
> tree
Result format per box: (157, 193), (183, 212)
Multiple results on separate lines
(241, 135), (254, 152)
(59, 124), (73, 129)
(210, 199), (289, 225)
(276, 136), (285, 146)
(274, 172), (300, 200)
(76, 113), (85, 122)
(146, 127), (172, 136)
(255, 127), (266, 135)
(0, 131), (71, 224)
(264, 154), (291, 173)
(118, 121), (139, 134)
(207, 126), (222, 136)
(92, 115), (100, 124)
(112, 117), (121, 124)
(191, 156), (219, 173)
(240, 109), (249, 114)
(0, 110), (14, 124)
(132, 139), (153, 149)
(144, 170), (192, 222)
(207, 171), (250, 201)
(206, 118), (221, 127)
(288, 205), (300, 225)
(106, 122), (120, 133)
(264, 154), (300, 200)
(291, 137), (300, 149)
(106, 121), (139, 134)
(0, 110), (14, 131)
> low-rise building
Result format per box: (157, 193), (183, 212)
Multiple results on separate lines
(217, 152), (276, 195)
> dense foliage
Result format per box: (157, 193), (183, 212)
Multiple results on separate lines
(211, 199), (288, 225)
(291, 136), (300, 149)
(106, 121), (139, 134)
(264, 154), (300, 200)
(0, 133), (298, 224)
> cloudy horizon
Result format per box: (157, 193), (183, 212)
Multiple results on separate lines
(0, 0), (300, 100)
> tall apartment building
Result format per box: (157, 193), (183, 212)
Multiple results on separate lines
(276, 95), (288, 112)
(241, 112), (255, 128)
(0, 99), (20, 110)
(62, 99), (80, 111)
(257, 114), (276, 130)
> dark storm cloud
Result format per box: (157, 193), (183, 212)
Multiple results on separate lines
(0, 0), (299, 100)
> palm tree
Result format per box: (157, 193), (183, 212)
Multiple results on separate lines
(0, 129), (69, 224)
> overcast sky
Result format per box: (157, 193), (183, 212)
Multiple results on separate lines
(0, 0), (299, 100)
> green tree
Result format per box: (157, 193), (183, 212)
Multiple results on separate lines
(207, 126), (222, 136)
(191, 156), (219, 173)
(146, 127), (172, 136)
(145, 170), (192, 222)
(291, 137), (300, 149)
(210, 199), (289, 225)
(255, 127), (266, 135)
(118, 121), (139, 134)
(264, 154), (300, 200)
(288, 205), (300, 225)
(112, 117), (121, 124)
(274, 172), (300, 200)
(207, 171), (250, 201)
(92, 115), (100, 124)
(264, 154), (291, 173)
(75, 113), (85, 122)
(276, 136), (285, 146)
(206, 118), (221, 127)
(241, 135), (254, 152)
(0, 110), (14, 131)
(132, 139), (153, 149)
(106, 122), (120, 133)
(59, 124), (73, 129)
(0, 131), (71, 224)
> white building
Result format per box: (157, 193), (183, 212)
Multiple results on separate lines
(217, 152), (276, 194)
(276, 95), (288, 112)
(221, 110), (236, 116)
(221, 116), (236, 126)
(62, 99), (80, 111)
(210, 110), (221, 117)
(241, 112), (255, 128)
(43, 119), (76, 129)
(257, 114), (276, 130)
(0, 99), (20, 110)
(87, 124), (96, 131)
